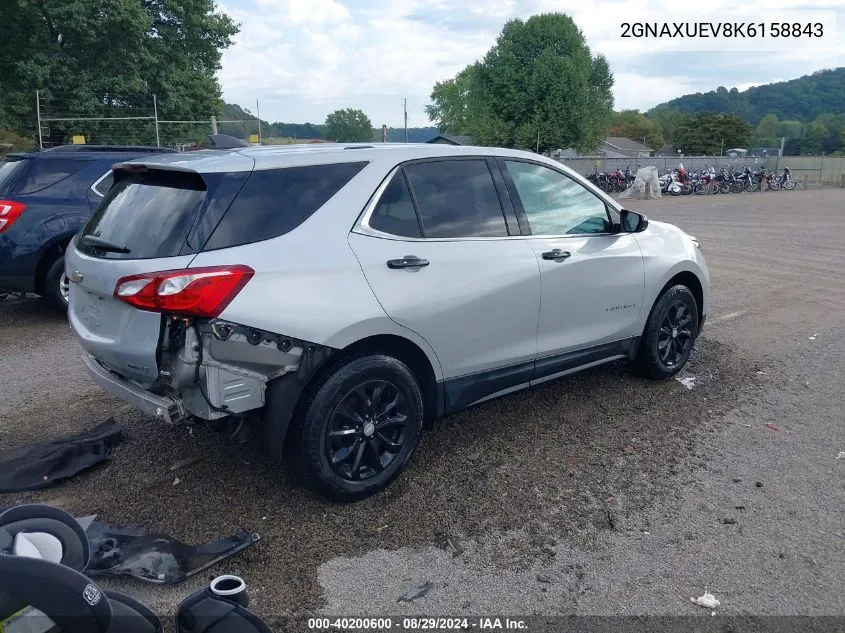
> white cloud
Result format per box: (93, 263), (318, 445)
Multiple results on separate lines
(217, 0), (844, 128)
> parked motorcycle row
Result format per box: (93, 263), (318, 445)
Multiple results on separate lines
(586, 165), (798, 196)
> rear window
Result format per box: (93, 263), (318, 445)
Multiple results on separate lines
(201, 162), (367, 251)
(78, 170), (207, 259)
(0, 159), (30, 194)
(403, 160), (507, 238)
(11, 158), (94, 194)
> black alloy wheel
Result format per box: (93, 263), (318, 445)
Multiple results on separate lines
(326, 380), (409, 481)
(656, 301), (694, 367)
(633, 284), (699, 379)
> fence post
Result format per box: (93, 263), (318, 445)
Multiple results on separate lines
(35, 90), (43, 149)
(152, 94), (160, 147)
(211, 116), (218, 135)
(819, 155), (824, 188)
(802, 175), (808, 190)
(840, 173), (844, 189)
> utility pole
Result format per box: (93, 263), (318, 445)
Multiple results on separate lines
(775, 135), (785, 174)
(382, 124), (387, 143)
(152, 94), (161, 147)
(403, 98), (408, 143)
(35, 90), (43, 149)
(536, 130), (540, 153)
(256, 99), (262, 145)
(720, 138), (724, 156)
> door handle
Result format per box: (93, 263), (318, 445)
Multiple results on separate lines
(387, 255), (430, 269)
(541, 249), (571, 261)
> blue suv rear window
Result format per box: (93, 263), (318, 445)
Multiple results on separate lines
(11, 158), (95, 195)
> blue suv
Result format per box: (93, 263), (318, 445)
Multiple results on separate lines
(0, 145), (175, 309)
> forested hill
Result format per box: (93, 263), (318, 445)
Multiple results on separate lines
(648, 67), (845, 125)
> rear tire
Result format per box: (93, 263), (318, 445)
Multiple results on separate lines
(291, 354), (424, 502)
(633, 285), (699, 380)
(44, 256), (69, 312)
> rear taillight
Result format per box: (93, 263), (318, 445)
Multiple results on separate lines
(0, 200), (26, 234)
(114, 265), (254, 318)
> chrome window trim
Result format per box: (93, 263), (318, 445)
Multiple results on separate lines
(352, 162), (624, 243)
(90, 170), (113, 197)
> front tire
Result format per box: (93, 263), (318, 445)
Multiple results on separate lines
(292, 354), (424, 502)
(44, 256), (69, 312)
(633, 285), (699, 379)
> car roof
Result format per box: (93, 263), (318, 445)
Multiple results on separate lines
(5, 146), (177, 162)
(114, 143), (552, 173)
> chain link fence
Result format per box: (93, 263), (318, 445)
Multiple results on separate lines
(34, 91), (261, 149)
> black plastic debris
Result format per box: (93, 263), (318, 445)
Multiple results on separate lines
(85, 520), (261, 584)
(0, 420), (123, 493)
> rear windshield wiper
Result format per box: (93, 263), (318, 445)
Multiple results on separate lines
(79, 235), (131, 254)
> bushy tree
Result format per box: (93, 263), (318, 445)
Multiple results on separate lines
(325, 108), (374, 142)
(673, 112), (752, 155)
(0, 0), (238, 145)
(426, 13), (614, 153)
(609, 110), (663, 150)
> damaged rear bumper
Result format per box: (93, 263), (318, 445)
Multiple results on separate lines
(82, 352), (185, 424)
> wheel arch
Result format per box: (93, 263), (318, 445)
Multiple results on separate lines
(263, 332), (441, 462)
(34, 233), (74, 295)
(638, 265), (707, 338)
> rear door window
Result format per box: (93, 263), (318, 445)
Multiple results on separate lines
(403, 160), (507, 238)
(78, 170), (207, 259)
(368, 172), (422, 238)
(11, 158), (94, 194)
(202, 162), (367, 251)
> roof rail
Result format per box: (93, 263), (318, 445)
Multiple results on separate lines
(343, 145), (374, 150)
(43, 145), (175, 154)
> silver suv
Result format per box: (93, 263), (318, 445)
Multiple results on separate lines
(67, 144), (709, 501)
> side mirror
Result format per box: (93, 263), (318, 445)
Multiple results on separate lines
(619, 209), (649, 233)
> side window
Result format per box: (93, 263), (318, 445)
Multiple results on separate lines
(504, 161), (610, 236)
(203, 161), (367, 251)
(368, 171), (422, 238)
(91, 171), (115, 197)
(11, 159), (94, 195)
(404, 160), (507, 238)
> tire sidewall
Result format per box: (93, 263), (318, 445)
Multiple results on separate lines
(44, 256), (68, 312)
(297, 354), (423, 501)
(640, 285), (699, 379)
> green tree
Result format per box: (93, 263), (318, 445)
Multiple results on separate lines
(755, 114), (779, 137)
(647, 108), (690, 147)
(0, 0), (238, 145)
(425, 13), (614, 153)
(325, 108), (374, 142)
(609, 110), (663, 150)
(674, 112), (751, 155)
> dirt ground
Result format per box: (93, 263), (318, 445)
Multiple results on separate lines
(1, 189), (844, 627)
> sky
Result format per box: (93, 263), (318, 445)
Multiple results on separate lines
(217, 0), (844, 128)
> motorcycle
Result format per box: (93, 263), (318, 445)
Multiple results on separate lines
(731, 166), (754, 193)
(659, 169), (684, 196)
(779, 166), (796, 190)
(586, 165), (612, 192)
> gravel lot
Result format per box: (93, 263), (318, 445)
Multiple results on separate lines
(1, 189), (844, 626)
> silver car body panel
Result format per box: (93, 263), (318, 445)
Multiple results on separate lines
(68, 143), (708, 423)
